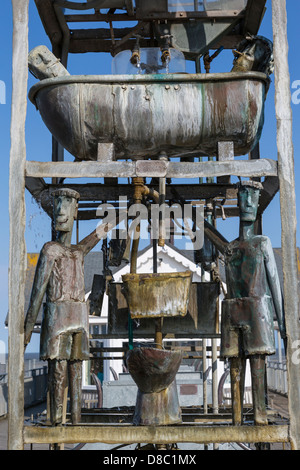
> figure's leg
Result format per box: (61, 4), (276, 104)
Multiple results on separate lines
(68, 360), (83, 424)
(48, 359), (68, 425)
(250, 355), (268, 425)
(230, 357), (246, 425)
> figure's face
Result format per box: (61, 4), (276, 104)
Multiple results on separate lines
(238, 186), (260, 222)
(54, 195), (77, 232)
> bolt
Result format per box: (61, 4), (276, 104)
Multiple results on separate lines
(165, 85), (170, 90)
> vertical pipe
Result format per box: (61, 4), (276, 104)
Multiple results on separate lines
(158, 153), (168, 247)
(156, 166), (165, 342)
(212, 338), (218, 414)
(152, 238), (163, 349)
(202, 338), (207, 414)
(8, 0), (29, 450)
(278, 330), (283, 364)
(212, 338), (219, 450)
(272, 0), (300, 450)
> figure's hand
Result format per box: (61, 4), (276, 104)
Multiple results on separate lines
(24, 330), (31, 350)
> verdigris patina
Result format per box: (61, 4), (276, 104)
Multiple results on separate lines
(221, 181), (286, 426)
(24, 188), (114, 425)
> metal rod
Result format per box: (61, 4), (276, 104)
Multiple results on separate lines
(272, 0), (300, 450)
(202, 338), (207, 414)
(158, 153), (168, 247)
(8, 0), (30, 451)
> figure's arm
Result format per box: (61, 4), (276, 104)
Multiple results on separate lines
(24, 246), (55, 347)
(79, 215), (120, 256)
(263, 237), (286, 339)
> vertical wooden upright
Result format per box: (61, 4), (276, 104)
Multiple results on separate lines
(272, 0), (300, 450)
(8, 0), (29, 450)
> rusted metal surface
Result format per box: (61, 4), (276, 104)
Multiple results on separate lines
(126, 347), (182, 425)
(133, 380), (182, 426)
(122, 271), (192, 319)
(219, 182), (286, 427)
(126, 347), (182, 393)
(28, 72), (268, 161)
(108, 281), (220, 337)
(23, 424), (290, 446)
(24, 189), (119, 426)
(232, 36), (274, 75)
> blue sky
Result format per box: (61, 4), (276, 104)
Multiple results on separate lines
(0, 0), (299, 352)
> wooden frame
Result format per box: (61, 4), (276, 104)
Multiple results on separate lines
(8, 0), (300, 450)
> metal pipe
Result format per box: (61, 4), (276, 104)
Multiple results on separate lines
(202, 338), (207, 414)
(143, 185), (159, 204)
(128, 177), (144, 348)
(158, 153), (168, 247)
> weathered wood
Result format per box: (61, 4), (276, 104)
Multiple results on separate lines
(25, 159), (278, 180)
(65, 10), (245, 23)
(68, 34), (243, 54)
(48, 183), (238, 202)
(272, 0), (300, 451)
(76, 207), (239, 221)
(8, 0), (29, 451)
(34, 0), (63, 46)
(243, 0), (267, 35)
(23, 424), (289, 445)
(257, 176), (279, 215)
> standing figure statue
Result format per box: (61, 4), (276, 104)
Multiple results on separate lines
(221, 181), (286, 426)
(24, 188), (112, 425)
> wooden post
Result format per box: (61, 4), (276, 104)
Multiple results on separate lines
(272, 0), (300, 450)
(8, 0), (29, 450)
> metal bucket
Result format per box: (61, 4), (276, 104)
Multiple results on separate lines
(121, 271), (192, 319)
(28, 72), (268, 161)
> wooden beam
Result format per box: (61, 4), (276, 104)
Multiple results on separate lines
(24, 424), (289, 446)
(25, 159), (278, 180)
(47, 183), (237, 202)
(9, 0), (29, 451)
(243, 0), (267, 35)
(272, 0), (300, 451)
(257, 176), (279, 216)
(34, 0), (63, 46)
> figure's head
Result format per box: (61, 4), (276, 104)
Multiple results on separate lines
(237, 181), (262, 222)
(232, 35), (274, 76)
(52, 188), (80, 233)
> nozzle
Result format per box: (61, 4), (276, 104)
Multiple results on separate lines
(160, 34), (172, 65)
(130, 34), (142, 66)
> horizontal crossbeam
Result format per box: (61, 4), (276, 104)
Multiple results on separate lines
(26, 159), (278, 179)
(24, 424), (289, 445)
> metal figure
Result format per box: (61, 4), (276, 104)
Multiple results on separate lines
(232, 35), (274, 76)
(24, 188), (109, 425)
(221, 181), (286, 426)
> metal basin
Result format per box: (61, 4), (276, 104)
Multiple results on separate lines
(28, 72), (268, 161)
(121, 271), (192, 319)
(126, 347), (182, 393)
